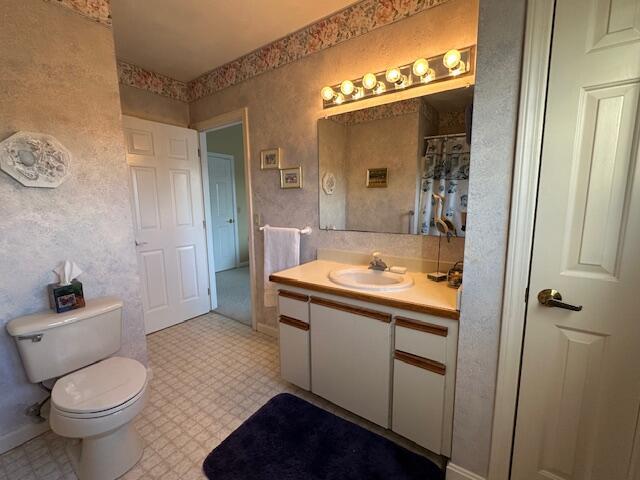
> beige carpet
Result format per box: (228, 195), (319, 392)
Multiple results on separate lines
(214, 266), (252, 325)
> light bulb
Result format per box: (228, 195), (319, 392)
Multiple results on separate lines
(334, 93), (345, 105)
(412, 58), (429, 77)
(340, 80), (355, 95)
(385, 67), (402, 84)
(362, 73), (377, 90)
(321, 86), (335, 101)
(443, 49), (462, 70)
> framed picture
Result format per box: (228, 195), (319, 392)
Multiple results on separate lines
(260, 148), (281, 170)
(366, 167), (388, 188)
(280, 166), (303, 189)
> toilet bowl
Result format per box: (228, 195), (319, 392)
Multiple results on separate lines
(49, 356), (149, 480)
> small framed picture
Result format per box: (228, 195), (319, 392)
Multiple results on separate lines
(366, 167), (388, 188)
(260, 148), (281, 170)
(280, 166), (303, 189)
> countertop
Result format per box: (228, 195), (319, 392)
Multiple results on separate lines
(269, 260), (460, 320)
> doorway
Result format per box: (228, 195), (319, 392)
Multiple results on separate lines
(200, 122), (253, 327)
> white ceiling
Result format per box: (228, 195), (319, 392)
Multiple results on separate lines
(111, 0), (358, 82)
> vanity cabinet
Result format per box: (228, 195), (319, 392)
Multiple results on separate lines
(274, 284), (458, 457)
(309, 297), (392, 428)
(277, 290), (310, 390)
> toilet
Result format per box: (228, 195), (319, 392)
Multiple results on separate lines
(6, 297), (149, 480)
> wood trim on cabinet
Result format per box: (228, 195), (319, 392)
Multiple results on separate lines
(278, 290), (309, 302)
(279, 315), (310, 331)
(394, 350), (446, 375)
(269, 274), (459, 320)
(396, 317), (448, 337)
(310, 296), (392, 323)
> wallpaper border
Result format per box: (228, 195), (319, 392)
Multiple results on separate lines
(116, 0), (451, 103)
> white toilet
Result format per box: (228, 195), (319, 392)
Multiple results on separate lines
(7, 297), (149, 480)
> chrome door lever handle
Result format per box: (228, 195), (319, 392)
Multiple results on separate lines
(135, 240), (148, 246)
(537, 289), (582, 311)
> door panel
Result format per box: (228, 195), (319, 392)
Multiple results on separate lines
(170, 169), (194, 227)
(512, 0), (640, 478)
(124, 116), (210, 334)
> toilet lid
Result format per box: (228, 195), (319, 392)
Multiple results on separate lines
(52, 357), (147, 414)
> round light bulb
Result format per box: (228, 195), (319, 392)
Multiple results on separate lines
(412, 58), (429, 77)
(443, 49), (462, 70)
(340, 80), (355, 96)
(385, 67), (402, 83)
(362, 73), (377, 90)
(334, 93), (345, 105)
(321, 86), (335, 101)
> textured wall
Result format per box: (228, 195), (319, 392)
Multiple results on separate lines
(119, 84), (190, 127)
(189, 0), (477, 329)
(318, 120), (348, 230)
(451, 0), (526, 475)
(206, 125), (249, 263)
(345, 113), (419, 234)
(0, 0), (146, 443)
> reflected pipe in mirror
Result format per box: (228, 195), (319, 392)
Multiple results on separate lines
(318, 87), (474, 237)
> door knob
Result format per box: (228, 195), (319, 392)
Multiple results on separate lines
(227, 219), (234, 223)
(537, 289), (582, 311)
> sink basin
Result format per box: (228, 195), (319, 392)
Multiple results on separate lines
(328, 267), (414, 292)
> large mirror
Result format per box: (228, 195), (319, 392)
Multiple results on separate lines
(318, 87), (473, 236)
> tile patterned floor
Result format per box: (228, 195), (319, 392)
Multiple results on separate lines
(0, 313), (438, 480)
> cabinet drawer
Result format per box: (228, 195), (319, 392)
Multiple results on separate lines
(395, 317), (447, 364)
(279, 316), (310, 390)
(392, 355), (445, 454)
(278, 290), (309, 323)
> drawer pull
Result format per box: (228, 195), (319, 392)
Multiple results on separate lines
(310, 296), (391, 323)
(395, 350), (446, 375)
(278, 290), (309, 302)
(396, 317), (448, 337)
(279, 315), (310, 331)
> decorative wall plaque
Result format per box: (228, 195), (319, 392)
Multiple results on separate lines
(0, 132), (71, 188)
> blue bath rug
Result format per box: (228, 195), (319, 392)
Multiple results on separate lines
(202, 393), (443, 480)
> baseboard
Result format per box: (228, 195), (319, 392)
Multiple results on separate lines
(446, 462), (486, 480)
(238, 261), (249, 267)
(0, 421), (49, 454)
(256, 322), (278, 338)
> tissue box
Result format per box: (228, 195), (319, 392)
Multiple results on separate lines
(48, 280), (85, 313)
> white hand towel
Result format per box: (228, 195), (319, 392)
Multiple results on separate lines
(263, 225), (301, 307)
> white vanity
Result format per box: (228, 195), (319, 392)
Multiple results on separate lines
(270, 258), (460, 457)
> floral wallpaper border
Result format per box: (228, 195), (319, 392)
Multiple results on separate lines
(329, 98), (422, 125)
(187, 0), (450, 102)
(114, 0), (451, 103)
(117, 61), (190, 103)
(45, 0), (112, 26)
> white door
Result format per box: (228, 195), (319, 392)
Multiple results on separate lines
(512, 0), (640, 478)
(123, 116), (211, 334)
(207, 153), (238, 272)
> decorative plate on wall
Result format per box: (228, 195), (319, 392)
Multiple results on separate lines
(0, 131), (71, 188)
(322, 172), (336, 195)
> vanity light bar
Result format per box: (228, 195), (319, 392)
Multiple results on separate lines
(320, 46), (475, 109)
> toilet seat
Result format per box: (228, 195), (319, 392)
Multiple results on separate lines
(52, 356), (147, 418)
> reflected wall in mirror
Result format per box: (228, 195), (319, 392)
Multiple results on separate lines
(318, 86), (474, 236)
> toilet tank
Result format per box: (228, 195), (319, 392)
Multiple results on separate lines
(6, 297), (123, 383)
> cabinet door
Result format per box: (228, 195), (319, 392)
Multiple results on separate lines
(279, 316), (310, 390)
(277, 291), (310, 390)
(310, 297), (392, 427)
(392, 352), (446, 454)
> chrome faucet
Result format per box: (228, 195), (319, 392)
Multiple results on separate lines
(368, 251), (388, 271)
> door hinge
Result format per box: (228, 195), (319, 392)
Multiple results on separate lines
(524, 287), (529, 303)
(202, 219), (206, 228)
(207, 287), (211, 296)
(198, 147), (201, 157)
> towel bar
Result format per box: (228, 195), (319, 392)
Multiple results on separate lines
(258, 225), (312, 235)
